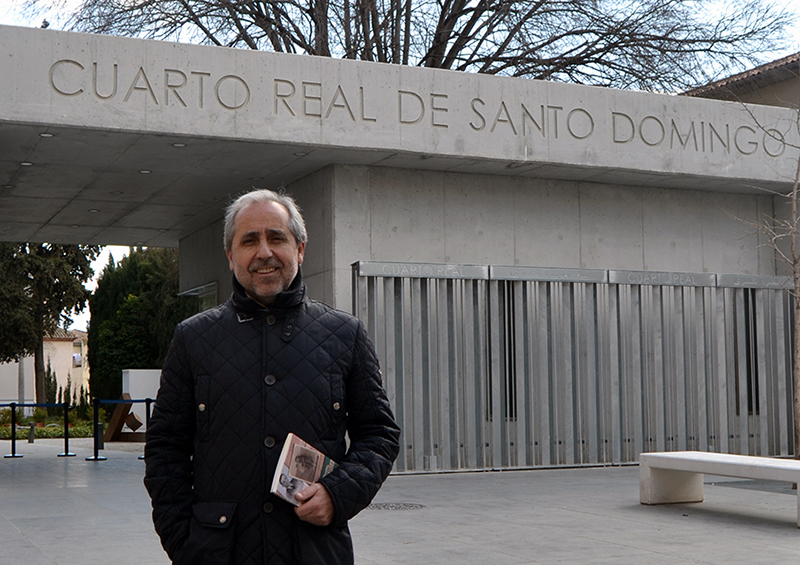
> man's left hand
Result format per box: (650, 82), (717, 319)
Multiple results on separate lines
(294, 482), (334, 526)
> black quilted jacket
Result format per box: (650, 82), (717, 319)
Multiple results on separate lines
(144, 271), (400, 565)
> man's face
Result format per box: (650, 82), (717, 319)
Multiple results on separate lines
(226, 200), (305, 306)
(295, 454), (315, 472)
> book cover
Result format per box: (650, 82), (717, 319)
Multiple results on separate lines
(270, 433), (338, 506)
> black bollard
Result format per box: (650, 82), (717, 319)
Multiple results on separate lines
(85, 398), (106, 461)
(138, 398), (152, 461)
(4, 402), (23, 458)
(58, 401), (76, 457)
(28, 424), (35, 443)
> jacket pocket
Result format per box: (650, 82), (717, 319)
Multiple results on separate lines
(173, 501), (237, 565)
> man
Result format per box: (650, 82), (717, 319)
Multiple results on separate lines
(144, 189), (400, 564)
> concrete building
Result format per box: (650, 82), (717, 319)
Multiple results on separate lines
(2, 25), (799, 471)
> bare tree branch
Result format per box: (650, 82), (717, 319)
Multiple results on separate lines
(25, 0), (796, 92)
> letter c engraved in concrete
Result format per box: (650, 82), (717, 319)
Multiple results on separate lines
(215, 75), (250, 110)
(49, 59), (84, 96)
(566, 108), (594, 139)
(612, 112), (634, 143)
(639, 115), (665, 147)
(398, 90), (424, 124)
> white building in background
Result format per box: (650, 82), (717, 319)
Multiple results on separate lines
(0, 329), (89, 405)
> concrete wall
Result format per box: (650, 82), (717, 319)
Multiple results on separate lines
(288, 166), (336, 305)
(179, 220), (230, 298)
(326, 165), (775, 308)
(179, 163), (777, 311)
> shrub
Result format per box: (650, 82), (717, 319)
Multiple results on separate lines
(0, 421), (98, 440)
(32, 407), (48, 423)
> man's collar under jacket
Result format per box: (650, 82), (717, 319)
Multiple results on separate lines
(231, 268), (306, 316)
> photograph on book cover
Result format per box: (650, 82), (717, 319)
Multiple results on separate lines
(290, 445), (321, 482)
(274, 465), (305, 504)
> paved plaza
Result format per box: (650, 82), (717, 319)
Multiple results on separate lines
(2, 438), (800, 564)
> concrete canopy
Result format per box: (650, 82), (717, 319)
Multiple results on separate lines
(1, 24), (799, 248)
(0, 121), (397, 247)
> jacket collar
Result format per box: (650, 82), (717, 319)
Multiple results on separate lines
(231, 268), (306, 316)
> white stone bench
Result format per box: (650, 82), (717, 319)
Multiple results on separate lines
(639, 451), (800, 527)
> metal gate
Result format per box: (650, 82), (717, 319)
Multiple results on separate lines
(352, 262), (795, 472)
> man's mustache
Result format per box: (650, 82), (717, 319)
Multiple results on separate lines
(249, 259), (282, 272)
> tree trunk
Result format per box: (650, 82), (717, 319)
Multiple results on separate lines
(17, 355), (25, 405)
(34, 338), (45, 404)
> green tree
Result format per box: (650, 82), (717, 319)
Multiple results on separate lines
(0, 243), (99, 403)
(45, 360), (57, 414)
(88, 248), (197, 401)
(27, 0), (796, 91)
(0, 244), (39, 364)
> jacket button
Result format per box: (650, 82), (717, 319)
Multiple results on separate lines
(333, 402), (341, 411)
(265, 374), (276, 386)
(263, 502), (273, 513)
(266, 314), (276, 325)
(218, 515), (227, 524)
(198, 403), (206, 412)
(264, 436), (276, 448)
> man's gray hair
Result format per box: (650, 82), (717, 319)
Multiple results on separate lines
(223, 189), (308, 251)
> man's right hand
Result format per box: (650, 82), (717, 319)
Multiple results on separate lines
(294, 483), (334, 526)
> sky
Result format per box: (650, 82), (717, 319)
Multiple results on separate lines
(1, 0), (798, 330)
(69, 246), (130, 332)
(2, 0), (800, 55)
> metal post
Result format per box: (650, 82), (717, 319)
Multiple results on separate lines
(85, 398), (106, 461)
(138, 398), (152, 461)
(58, 401), (75, 457)
(4, 402), (23, 458)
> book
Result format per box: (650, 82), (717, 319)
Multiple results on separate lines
(270, 433), (339, 506)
